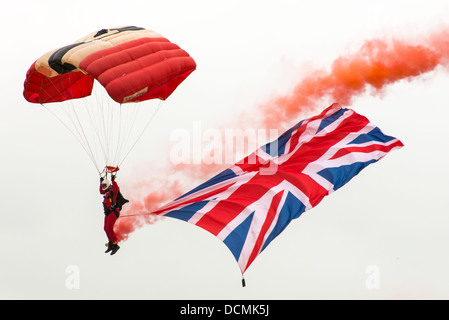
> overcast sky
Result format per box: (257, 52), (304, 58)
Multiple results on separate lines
(1, 0), (449, 299)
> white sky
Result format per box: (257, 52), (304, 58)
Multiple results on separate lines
(1, 0), (449, 299)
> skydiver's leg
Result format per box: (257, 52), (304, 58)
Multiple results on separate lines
(104, 213), (118, 244)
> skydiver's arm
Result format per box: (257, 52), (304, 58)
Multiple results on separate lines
(111, 181), (119, 204)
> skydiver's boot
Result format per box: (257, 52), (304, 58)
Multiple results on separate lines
(105, 241), (113, 253)
(110, 243), (120, 255)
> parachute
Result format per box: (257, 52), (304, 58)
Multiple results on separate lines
(23, 26), (196, 174)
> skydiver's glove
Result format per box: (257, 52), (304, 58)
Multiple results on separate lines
(100, 176), (104, 183)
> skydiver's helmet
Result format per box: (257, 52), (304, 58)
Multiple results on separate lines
(101, 179), (112, 191)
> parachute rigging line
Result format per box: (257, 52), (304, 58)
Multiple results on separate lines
(118, 100), (163, 169)
(41, 103), (101, 173)
(41, 76), (163, 175)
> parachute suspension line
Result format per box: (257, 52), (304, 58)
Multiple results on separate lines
(39, 75), (164, 174)
(118, 100), (163, 168)
(97, 91), (110, 166)
(63, 78), (104, 174)
(85, 83), (122, 170)
(112, 104), (125, 166)
(40, 76), (102, 174)
(83, 90), (109, 167)
(41, 103), (101, 174)
(106, 95), (116, 165)
(97, 88), (114, 166)
(112, 102), (127, 166)
(114, 102), (142, 166)
(102, 91), (132, 168)
(69, 102), (101, 171)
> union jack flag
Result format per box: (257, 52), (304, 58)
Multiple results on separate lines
(153, 103), (404, 273)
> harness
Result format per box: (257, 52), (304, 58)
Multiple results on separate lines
(103, 188), (119, 218)
(103, 189), (113, 204)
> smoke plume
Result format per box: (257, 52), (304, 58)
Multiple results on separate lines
(262, 32), (449, 128)
(115, 164), (222, 242)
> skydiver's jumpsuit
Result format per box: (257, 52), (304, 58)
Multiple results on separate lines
(100, 180), (120, 243)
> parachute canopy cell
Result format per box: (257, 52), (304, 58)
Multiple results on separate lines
(23, 26), (197, 104)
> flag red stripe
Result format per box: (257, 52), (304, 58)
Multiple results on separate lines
(245, 190), (284, 271)
(330, 140), (404, 159)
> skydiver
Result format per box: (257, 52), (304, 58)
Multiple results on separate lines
(100, 175), (121, 255)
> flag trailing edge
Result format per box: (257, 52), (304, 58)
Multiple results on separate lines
(153, 103), (404, 273)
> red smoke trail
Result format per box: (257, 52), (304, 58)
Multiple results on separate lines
(115, 178), (185, 241)
(115, 164), (222, 242)
(262, 32), (449, 128)
(114, 30), (449, 242)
